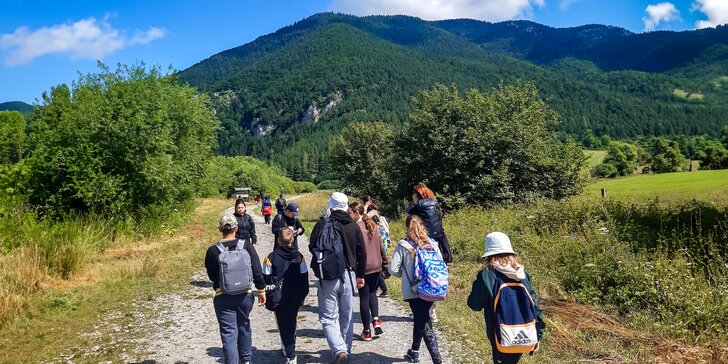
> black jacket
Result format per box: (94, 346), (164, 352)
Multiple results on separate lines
(204, 238), (265, 291)
(275, 197), (287, 213)
(234, 212), (257, 245)
(309, 210), (367, 278)
(272, 213), (304, 249)
(263, 246), (309, 306)
(407, 198), (452, 263)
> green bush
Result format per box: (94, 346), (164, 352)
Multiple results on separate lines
(593, 163), (618, 178)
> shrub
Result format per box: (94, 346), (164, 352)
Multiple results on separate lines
(593, 163), (618, 178)
(20, 63), (218, 218)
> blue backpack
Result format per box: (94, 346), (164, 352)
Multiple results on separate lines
(311, 217), (346, 280)
(491, 271), (539, 354)
(413, 240), (449, 302)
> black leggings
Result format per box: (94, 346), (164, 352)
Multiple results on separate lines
(275, 304), (301, 359)
(377, 274), (388, 292)
(407, 298), (433, 351)
(358, 272), (381, 330)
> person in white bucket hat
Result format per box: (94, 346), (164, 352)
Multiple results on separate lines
(482, 232), (517, 258)
(467, 232), (545, 364)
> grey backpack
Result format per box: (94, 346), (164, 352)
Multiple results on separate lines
(215, 240), (253, 295)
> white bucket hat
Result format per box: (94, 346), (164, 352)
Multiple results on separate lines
(327, 192), (349, 212)
(482, 232), (517, 258)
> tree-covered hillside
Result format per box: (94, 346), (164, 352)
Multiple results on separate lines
(0, 101), (32, 115)
(179, 13), (728, 182)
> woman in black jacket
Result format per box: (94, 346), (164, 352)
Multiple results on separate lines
(234, 199), (257, 245)
(406, 184), (452, 264)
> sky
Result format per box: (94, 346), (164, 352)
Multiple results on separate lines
(1, 0), (726, 104)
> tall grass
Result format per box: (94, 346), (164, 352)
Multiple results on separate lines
(383, 195), (728, 362)
(0, 201), (193, 327)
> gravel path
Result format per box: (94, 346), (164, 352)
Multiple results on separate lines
(54, 203), (452, 364)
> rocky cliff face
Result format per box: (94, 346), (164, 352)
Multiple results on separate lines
(301, 91), (342, 125)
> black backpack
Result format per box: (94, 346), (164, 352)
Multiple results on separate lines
(311, 217), (346, 280)
(265, 256), (302, 311)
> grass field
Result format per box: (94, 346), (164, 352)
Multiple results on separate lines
(586, 169), (728, 201)
(584, 149), (607, 168)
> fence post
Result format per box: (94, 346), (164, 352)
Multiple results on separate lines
(600, 188), (607, 199)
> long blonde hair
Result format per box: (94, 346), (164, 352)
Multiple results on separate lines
(406, 215), (430, 255)
(486, 253), (522, 270)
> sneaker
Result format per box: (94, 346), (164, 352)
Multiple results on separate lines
(373, 319), (384, 336)
(333, 351), (349, 364)
(286, 355), (297, 364)
(429, 308), (439, 323)
(404, 349), (420, 363)
(361, 329), (373, 341)
(378, 291), (389, 298)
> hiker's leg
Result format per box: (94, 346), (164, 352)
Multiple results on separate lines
(492, 349), (523, 364)
(318, 278), (347, 357)
(275, 304), (298, 359)
(214, 295), (240, 364)
(235, 292), (254, 362)
(423, 324), (443, 364)
(408, 298), (433, 351)
(358, 278), (372, 331)
(366, 273), (380, 320)
(340, 271), (355, 354)
(378, 274), (388, 293)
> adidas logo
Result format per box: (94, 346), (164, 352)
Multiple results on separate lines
(511, 330), (532, 345)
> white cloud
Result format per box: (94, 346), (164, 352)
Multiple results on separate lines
(692, 0), (728, 29)
(0, 17), (165, 66)
(642, 2), (681, 31)
(328, 0), (546, 22)
(560, 0), (582, 10)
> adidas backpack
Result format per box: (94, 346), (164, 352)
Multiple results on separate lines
(311, 217), (346, 280)
(413, 240), (449, 302)
(215, 240), (253, 295)
(491, 270), (539, 354)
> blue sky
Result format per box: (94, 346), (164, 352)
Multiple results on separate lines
(1, 0), (725, 103)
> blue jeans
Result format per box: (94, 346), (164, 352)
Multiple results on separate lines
(214, 292), (255, 364)
(317, 271), (354, 357)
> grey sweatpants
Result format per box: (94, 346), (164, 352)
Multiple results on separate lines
(317, 271), (355, 357)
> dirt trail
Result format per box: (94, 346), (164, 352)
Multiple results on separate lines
(114, 205), (451, 363)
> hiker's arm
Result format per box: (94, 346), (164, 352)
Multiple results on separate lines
(271, 214), (282, 234)
(204, 247), (217, 284)
(355, 228), (367, 278)
(296, 218), (305, 235)
(309, 219), (323, 255)
(389, 244), (403, 278)
(248, 215), (257, 245)
(380, 242), (390, 275)
(244, 241), (266, 291)
(526, 271), (546, 339)
(467, 271), (487, 312)
(439, 231), (453, 264)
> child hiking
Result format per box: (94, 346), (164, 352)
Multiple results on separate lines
(389, 215), (445, 364)
(349, 201), (389, 341)
(263, 228), (309, 364)
(262, 195), (273, 224)
(467, 232), (545, 364)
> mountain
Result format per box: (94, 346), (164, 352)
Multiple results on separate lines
(0, 101), (32, 114)
(179, 13), (728, 181)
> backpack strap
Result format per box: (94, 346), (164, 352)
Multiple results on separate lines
(215, 241), (227, 253)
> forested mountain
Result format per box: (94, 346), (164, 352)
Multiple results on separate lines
(0, 101), (32, 114)
(179, 13), (728, 182)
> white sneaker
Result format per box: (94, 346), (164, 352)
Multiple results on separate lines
(286, 355), (297, 364)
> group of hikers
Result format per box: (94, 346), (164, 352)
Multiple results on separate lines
(205, 184), (546, 364)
